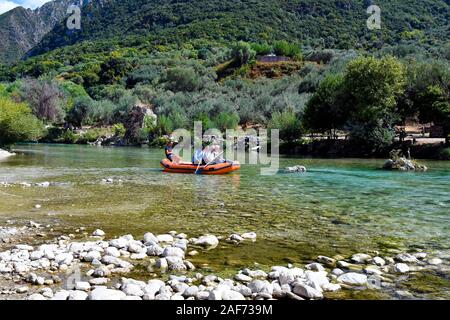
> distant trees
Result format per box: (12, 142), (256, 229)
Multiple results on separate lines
(0, 97), (43, 147)
(303, 56), (406, 152)
(303, 74), (347, 138)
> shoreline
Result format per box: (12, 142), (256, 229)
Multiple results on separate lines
(9, 142), (449, 162)
(0, 222), (448, 300)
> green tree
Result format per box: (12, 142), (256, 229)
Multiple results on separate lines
(0, 97), (43, 147)
(343, 56), (406, 151)
(231, 42), (256, 66)
(303, 74), (347, 138)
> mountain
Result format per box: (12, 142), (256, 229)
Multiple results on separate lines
(29, 0), (450, 58)
(0, 0), (75, 64)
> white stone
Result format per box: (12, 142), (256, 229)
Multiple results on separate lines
(337, 273), (368, 286)
(127, 241), (145, 254)
(75, 281), (91, 291)
(122, 283), (144, 297)
(89, 278), (109, 285)
(15, 244), (34, 251)
(247, 280), (273, 295)
(156, 234), (174, 243)
(428, 258), (443, 265)
(394, 263), (410, 273)
(84, 250), (101, 262)
(235, 273), (252, 282)
(351, 253), (372, 264)
(372, 257), (386, 266)
(92, 229), (105, 237)
(305, 263), (325, 272)
(162, 246), (185, 258)
(89, 288), (127, 300)
(68, 290), (88, 300)
(194, 235), (219, 248)
(292, 282), (323, 299)
(51, 290), (70, 300)
(395, 253), (418, 264)
(55, 253), (73, 265)
(331, 268), (344, 276)
(143, 232), (159, 244)
(305, 271), (329, 291)
(109, 238), (129, 249)
(322, 283), (341, 292)
(146, 244), (164, 256)
(240, 232), (257, 240)
(105, 246), (120, 257)
(183, 286), (199, 298)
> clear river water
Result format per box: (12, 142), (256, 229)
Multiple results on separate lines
(0, 143), (449, 299)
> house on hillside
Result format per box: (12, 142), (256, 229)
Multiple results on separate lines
(256, 54), (291, 63)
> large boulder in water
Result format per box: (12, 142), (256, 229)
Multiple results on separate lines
(123, 103), (157, 145)
(382, 157), (427, 172)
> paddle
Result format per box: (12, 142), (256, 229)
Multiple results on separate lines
(195, 151), (225, 174)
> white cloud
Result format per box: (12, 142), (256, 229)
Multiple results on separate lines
(0, 1), (19, 15)
(0, 0), (53, 15)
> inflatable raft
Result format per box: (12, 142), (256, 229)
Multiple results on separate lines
(160, 159), (240, 175)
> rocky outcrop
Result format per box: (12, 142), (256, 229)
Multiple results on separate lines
(123, 103), (156, 145)
(382, 158), (428, 172)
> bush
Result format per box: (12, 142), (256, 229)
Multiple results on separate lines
(438, 148), (450, 160)
(58, 130), (79, 144)
(112, 123), (126, 137)
(164, 68), (201, 92)
(273, 41), (302, 59)
(268, 109), (302, 142)
(0, 97), (43, 147)
(213, 112), (239, 131)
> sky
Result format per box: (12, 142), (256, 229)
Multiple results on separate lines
(0, 0), (52, 15)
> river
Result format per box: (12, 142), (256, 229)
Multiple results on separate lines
(0, 143), (449, 299)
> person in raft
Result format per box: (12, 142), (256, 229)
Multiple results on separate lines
(202, 144), (225, 164)
(165, 139), (182, 164)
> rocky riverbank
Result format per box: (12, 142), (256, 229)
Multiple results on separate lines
(0, 222), (447, 300)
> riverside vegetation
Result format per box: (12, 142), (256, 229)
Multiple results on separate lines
(0, 1), (449, 159)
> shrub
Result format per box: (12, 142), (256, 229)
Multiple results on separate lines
(213, 112), (239, 131)
(438, 148), (450, 160)
(58, 130), (79, 144)
(0, 97), (43, 147)
(164, 68), (201, 92)
(112, 123), (126, 137)
(268, 109), (302, 142)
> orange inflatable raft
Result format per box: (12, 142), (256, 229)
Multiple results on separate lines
(160, 159), (240, 175)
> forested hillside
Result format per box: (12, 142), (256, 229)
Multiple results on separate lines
(0, 0), (448, 158)
(30, 0), (449, 58)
